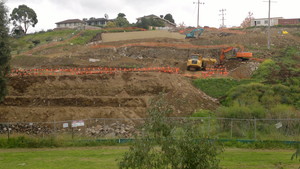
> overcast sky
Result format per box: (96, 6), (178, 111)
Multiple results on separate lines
(5, 0), (300, 32)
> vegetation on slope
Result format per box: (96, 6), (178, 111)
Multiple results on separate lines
(193, 47), (300, 119)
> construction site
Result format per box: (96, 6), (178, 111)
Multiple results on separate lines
(1, 26), (300, 124)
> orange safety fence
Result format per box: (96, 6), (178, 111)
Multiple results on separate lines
(182, 66), (229, 79)
(10, 66), (229, 79)
(9, 67), (180, 77)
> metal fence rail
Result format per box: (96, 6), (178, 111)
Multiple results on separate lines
(1, 117), (299, 142)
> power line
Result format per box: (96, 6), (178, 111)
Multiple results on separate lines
(219, 9), (226, 28)
(193, 0), (205, 27)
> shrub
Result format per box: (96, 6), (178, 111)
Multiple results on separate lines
(119, 97), (223, 169)
(31, 39), (40, 46)
(252, 59), (280, 83)
(217, 103), (266, 119)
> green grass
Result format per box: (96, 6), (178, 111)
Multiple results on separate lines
(0, 147), (298, 169)
(193, 78), (255, 98)
(69, 30), (103, 45)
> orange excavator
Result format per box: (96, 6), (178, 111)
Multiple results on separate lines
(219, 45), (253, 64)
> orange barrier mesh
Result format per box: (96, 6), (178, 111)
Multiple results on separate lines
(9, 67), (180, 77)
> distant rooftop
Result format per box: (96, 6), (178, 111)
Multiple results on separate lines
(55, 19), (85, 24)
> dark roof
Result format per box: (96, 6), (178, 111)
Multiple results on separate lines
(55, 19), (85, 24)
(87, 18), (107, 22)
(86, 18), (115, 23)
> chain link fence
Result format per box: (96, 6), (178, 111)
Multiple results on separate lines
(0, 117), (299, 142)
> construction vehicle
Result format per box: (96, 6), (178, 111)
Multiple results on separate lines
(187, 54), (217, 71)
(185, 28), (204, 39)
(219, 46), (253, 64)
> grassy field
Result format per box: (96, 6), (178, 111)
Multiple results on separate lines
(0, 146), (299, 169)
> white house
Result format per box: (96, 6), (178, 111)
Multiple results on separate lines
(55, 19), (86, 29)
(250, 17), (283, 27)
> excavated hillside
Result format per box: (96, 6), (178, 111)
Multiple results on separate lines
(0, 72), (218, 122)
(4, 27), (300, 123)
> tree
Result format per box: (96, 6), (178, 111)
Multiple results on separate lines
(115, 13), (129, 27)
(119, 96), (223, 169)
(240, 11), (254, 28)
(164, 13), (175, 23)
(105, 21), (116, 28)
(10, 4), (38, 34)
(117, 13), (126, 18)
(136, 17), (165, 29)
(0, 0), (11, 102)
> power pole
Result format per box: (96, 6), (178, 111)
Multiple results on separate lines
(194, 0), (205, 27)
(219, 9), (226, 28)
(263, 0), (277, 50)
(267, 0), (271, 50)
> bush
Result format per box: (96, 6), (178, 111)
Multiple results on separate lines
(119, 97), (223, 169)
(252, 59), (280, 83)
(31, 39), (40, 46)
(223, 83), (298, 108)
(217, 103), (266, 119)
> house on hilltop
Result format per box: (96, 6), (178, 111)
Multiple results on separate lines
(250, 17), (283, 27)
(55, 19), (86, 29)
(136, 14), (176, 29)
(85, 18), (115, 27)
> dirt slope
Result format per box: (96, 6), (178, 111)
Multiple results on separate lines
(0, 72), (218, 122)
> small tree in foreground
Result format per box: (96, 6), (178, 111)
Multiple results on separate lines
(0, 0), (11, 102)
(119, 96), (223, 169)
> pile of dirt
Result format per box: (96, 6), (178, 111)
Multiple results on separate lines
(0, 72), (218, 122)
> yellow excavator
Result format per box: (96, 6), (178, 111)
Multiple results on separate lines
(187, 54), (217, 71)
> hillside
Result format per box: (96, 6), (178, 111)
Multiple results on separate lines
(2, 26), (300, 122)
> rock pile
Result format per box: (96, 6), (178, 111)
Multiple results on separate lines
(85, 122), (138, 138)
(0, 123), (52, 135)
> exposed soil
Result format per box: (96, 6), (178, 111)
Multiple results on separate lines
(1, 72), (218, 122)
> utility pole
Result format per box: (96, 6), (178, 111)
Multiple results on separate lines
(267, 0), (271, 49)
(219, 9), (226, 28)
(263, 0), (277, 49)
(194, 0), (205, 27)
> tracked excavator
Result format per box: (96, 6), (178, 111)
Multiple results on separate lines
(185, 28), (204, 39)
(219, 46), (253, 64)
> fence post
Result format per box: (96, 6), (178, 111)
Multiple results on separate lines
(254, 119), (257, 140)
(7, 122), (10, 141)
(230, 119), (233, 139)
(72, 127), (74, 140)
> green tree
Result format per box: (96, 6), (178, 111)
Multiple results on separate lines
(115, 13), (129, 27)
(0, 0), (11, 102)
(136, 17), (165, 29)
(119, 97), (223, 169)
(164, 13), (175, 23)
(105, 21), (116, 28)
(117, 13), (126, 18)
(10, 4), (38, 34)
